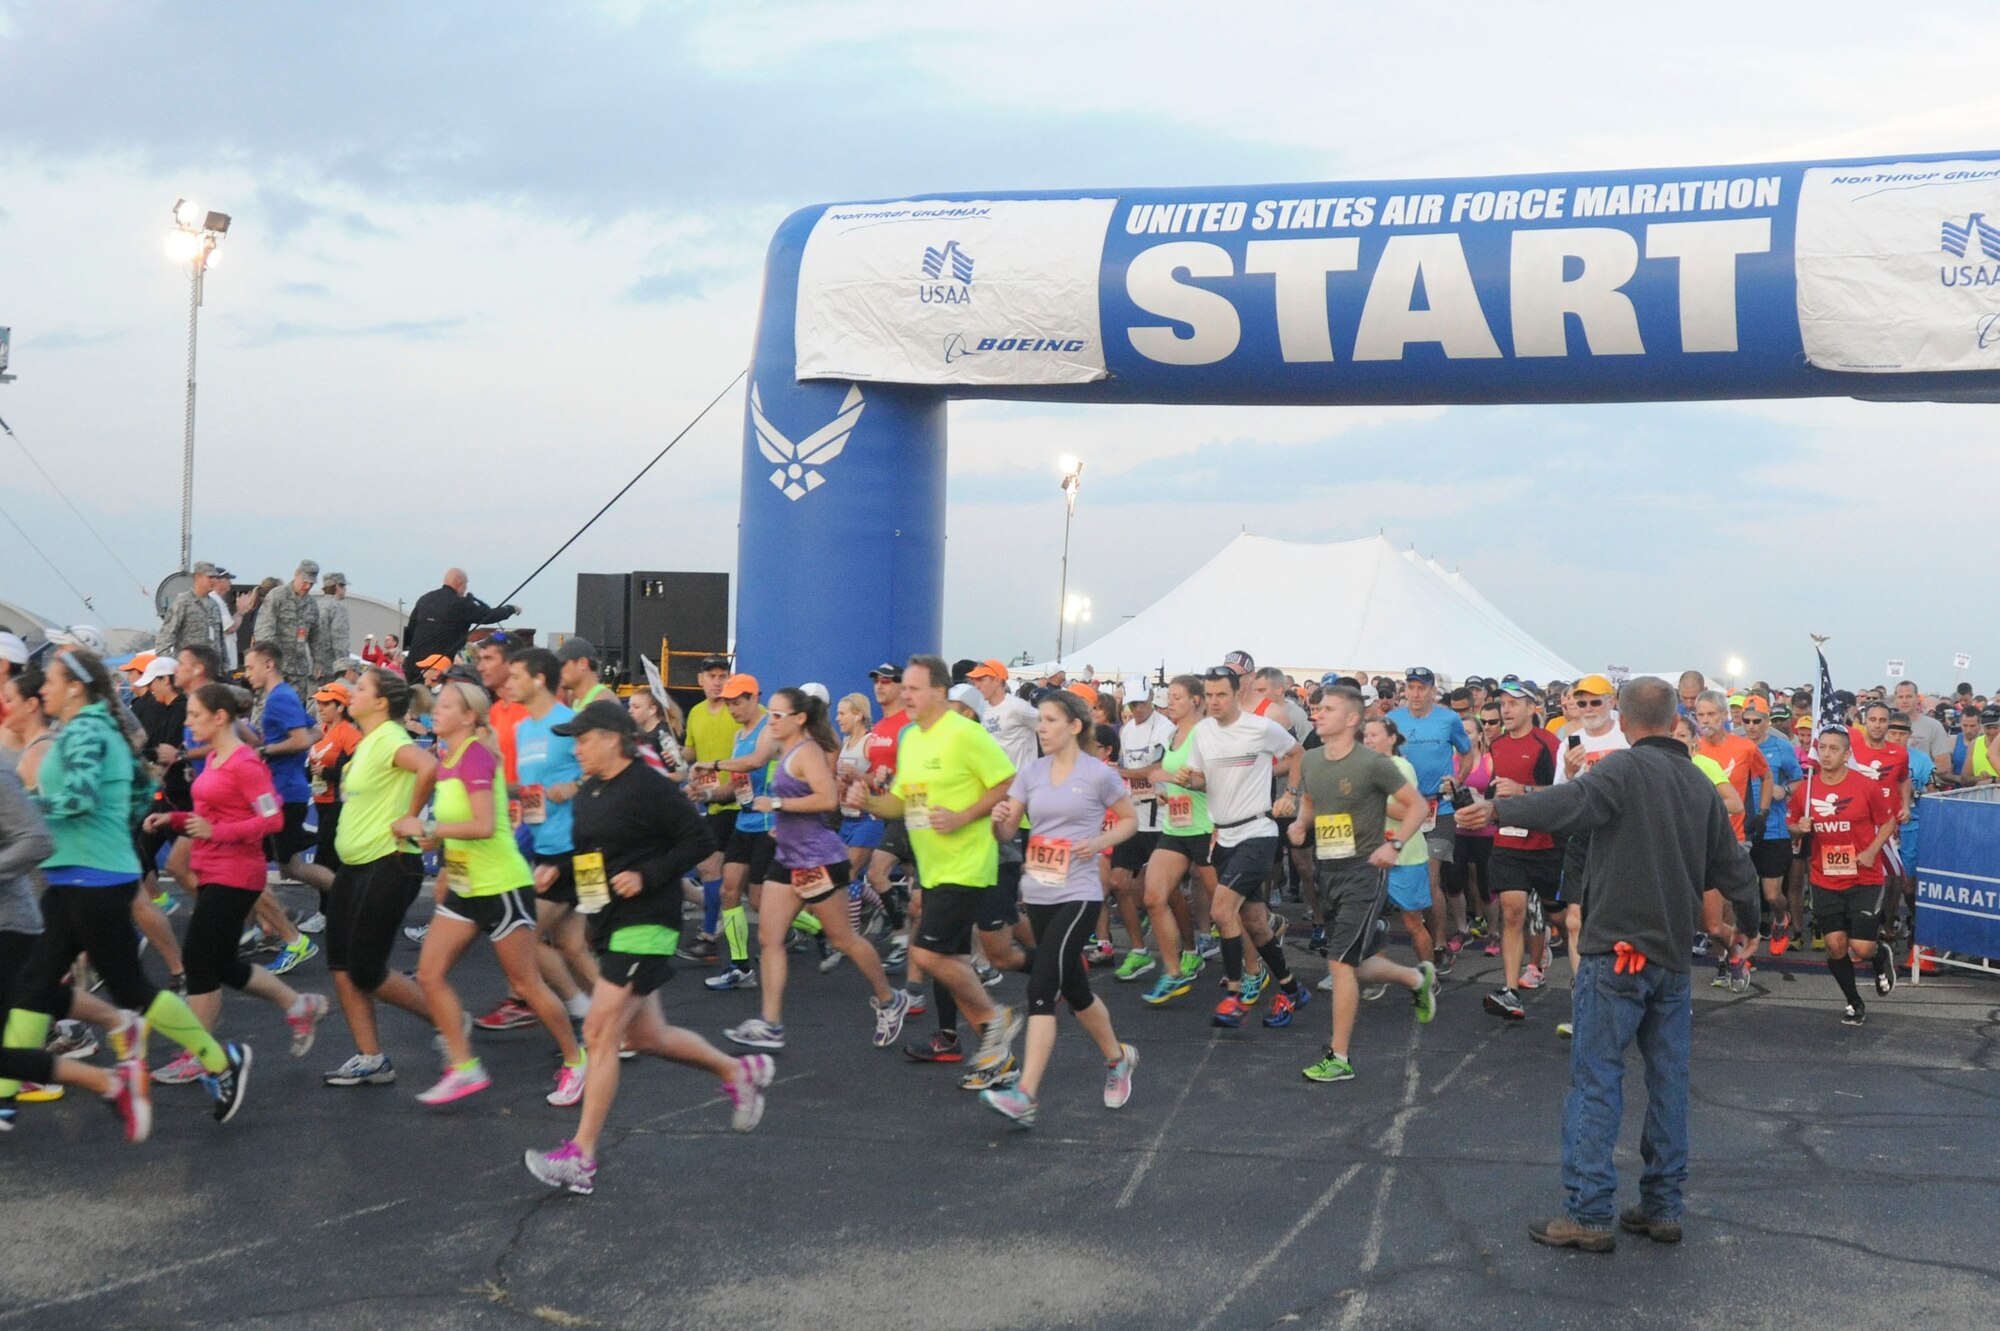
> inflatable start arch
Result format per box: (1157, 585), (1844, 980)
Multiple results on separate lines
(736, 151), (2000, 691)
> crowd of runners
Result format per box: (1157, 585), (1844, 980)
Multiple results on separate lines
(0, 561), (1988, 1197)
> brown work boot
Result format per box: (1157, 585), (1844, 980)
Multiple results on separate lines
(1527, 1215), (1616, 1252)
(1618, 1206), (1683, 1243)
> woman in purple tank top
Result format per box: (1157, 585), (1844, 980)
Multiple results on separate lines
(728, 688), (910, 1053)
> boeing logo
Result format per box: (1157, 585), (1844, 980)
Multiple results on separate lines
(752, 382), (864, 501)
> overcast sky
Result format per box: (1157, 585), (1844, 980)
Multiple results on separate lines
(1, 3), (1994, 690)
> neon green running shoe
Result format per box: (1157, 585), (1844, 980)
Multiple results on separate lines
(1303, 1049), (1355, 1083)
(1114, 950), (1155, 982)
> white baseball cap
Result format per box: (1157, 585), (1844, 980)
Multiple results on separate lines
(134, 656), (178, 688)
(799, 682), (831, 705)
(947, 683), (981, 708)
(47, 625), (109, 655)
(0, 632), (27, 666)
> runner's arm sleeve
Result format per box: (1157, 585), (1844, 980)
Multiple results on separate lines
(0, 771), (53, 879)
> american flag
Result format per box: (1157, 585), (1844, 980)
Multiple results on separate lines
(1809, 639), (1842, 743)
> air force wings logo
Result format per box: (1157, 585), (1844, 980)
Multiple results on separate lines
(752, 382), (863, 501)
(1809, 794), (1839, 820)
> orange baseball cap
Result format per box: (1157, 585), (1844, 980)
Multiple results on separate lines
(720, 673), (760, 699)
(119, 652), (156, 675)
(417, 654), (452, 671)
(313, 681), (352, 704)
(1069, 682), (1100, 707)
(967, 659), (1009, 682)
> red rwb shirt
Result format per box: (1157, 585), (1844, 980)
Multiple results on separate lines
(865, 710), (911, 782)
(172, 744), (285, 891)
(1489, 728), (1561, 851)
(1846, 735), (1909, 814)
(1789, 769), (1891, 890)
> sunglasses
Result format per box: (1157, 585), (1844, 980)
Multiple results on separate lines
(1202, 668), (1236, 681)
(767, 710), (798, 721)
(1574, 697), (1607, 708)
(1480, 717), (1502, 726)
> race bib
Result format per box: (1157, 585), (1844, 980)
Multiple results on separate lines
(522, 784), (547, 825)
(1166, 794), (1193, 830)
(1126, 775), (1154, 801)
(1314, 813), (1357, 861)
(508, 797), (523, 830)
(791, 864), (834, 897)
(1498, 825), (1529, 839)
(1422, 797), (1439, 834)
(573, 851), (609, 914)
(1818, 843), (1857, 879)
(309, 771), (328, 798)
(903, 785), (931, 831)
(731, 771), (754, 803)
(839, 775), (866, 817)
(443, 849), (471, 892)
(1025, 835), (1073, 888)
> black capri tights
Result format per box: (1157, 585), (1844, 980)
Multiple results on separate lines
(183, 884), (262, 996)
(1024, 900), (1098, 1018)
(11, 883), (153, 1018)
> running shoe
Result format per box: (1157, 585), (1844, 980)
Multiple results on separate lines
(418, 1062), (492, 1106)
(1483, 988), (1526, 1020)
(1812, 932), (1825, 951)
(976, 960), (1004, 988)
(1362, 983), (1388, 1001)
(403, 924), (429, 944)
(979, 1085), (1036, 1126)
(1414, 961), (1437, 1025)
(1302, 1049), (1355, 1083)
(1240, 969), (1268, 1007)
(1195, 933), (1222, 962)
(677, 933), (720, 964)
(1690, 934), (1710, 958)
(1262, 986), (1308, 1028)
(1875, 944), (1897, 997)
(1114, 951), (1155, 982)
(1556, 1022), (1573, 1039)
(525, 1140), (597, 1195)
(268, 936), (318, 976)
(154, 1050), (206, 1085)
(871, 989), (911, 1049)
(1466, 916), (1489, 939)
(1270, 913), (1290, 946)
(1180, 949), (1204, 978)
(237, 927), (279, 957)
(107, 1058), (151, 1143)
(725, 1017), (786, 1051)
(1433, 946), (1455, 977)
(1316, 972), (1334, 992)
(969, 1005), (1022, 1072)
(1307, 927), (1328, 957)
(474, 997), (540, 1031)
(1482, 938), (1502, 957)
(958, 1056), (1018, 1092)
(902, 1031), (963, 1063)
(904, 987), (927, 1016)
(1728, 957), (1752, 994)
(296, 910), (326, 934)
(1142, 970), (1192, 1005)
(546, 1058), (588, 1107)
(1212, 995), (1248, 1028)
(205, 1041), (252, 1123)
(1841, 1002), (1867, 1026)
(818, 946), (847, 975)
(153, 890), (179, 917)
(884, 936), (909, 969)
(1768, 930), (1791, 958)
(726, 1053), (774, 1131)
(703, 966), (758, 992)
(1445, 930), (1469, 954)
(16, 1083), (63, 1103)
(1103, 1043), (1138, 1109)
(1518, 963), (1544, 990)
(107, 1011), (148, 1063)
(286, 993), (330, 1057)
(323, 1052), (395, 1086)
(46, 1020), (99, 1061)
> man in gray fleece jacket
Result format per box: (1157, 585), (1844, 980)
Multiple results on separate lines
(1459, 675), (1755, 1252)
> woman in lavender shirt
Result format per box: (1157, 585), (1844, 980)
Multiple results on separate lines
(980, 689), (1140, 1128)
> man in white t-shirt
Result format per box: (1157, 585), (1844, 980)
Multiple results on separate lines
(1546, 673), (1628, 1035)
(1178, 665), (1309, 1030)
(1107, 687), (1177, 981)
(968, 660), (1038, 770)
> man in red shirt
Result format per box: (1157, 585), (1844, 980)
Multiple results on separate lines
(1482, 678), (1562, 1021)
(1847, 699), (1915, 936)
(1693, 691), (1768, 989)
(1788, 726), (1897, 1024)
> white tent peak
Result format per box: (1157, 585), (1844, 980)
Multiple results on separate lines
(1053, 533), (1580, 683)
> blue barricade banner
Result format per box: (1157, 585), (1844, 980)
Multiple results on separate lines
(1913, 788), (2000, 960)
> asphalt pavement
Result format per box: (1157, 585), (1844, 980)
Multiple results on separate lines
(5, 889), (1999, 1330)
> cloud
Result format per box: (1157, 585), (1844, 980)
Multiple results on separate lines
(237, 316), (464, 346)
(624, 269), (730, 304)
(274, 280), (330, 298)
(17, 327), (125, 351)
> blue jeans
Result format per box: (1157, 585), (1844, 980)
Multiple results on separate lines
(1561, 953), (1691, 1227)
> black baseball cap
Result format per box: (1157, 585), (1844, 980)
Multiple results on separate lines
(868, 662), (902, 682)
(552, 698), (636, 738)
(698, 654), (731, 673)
(1982, 705), (2000, 726)
(556, 637), (598, 665)
(1405, 666), (1436, 686)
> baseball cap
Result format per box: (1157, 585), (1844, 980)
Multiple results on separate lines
(134, 656), (178, 688)
(416, 654), (452, 672)
(556, 637), (598, 664)
(552, 698), (637, 738)
(1573, 673), (1615, 697)
(322, 571), (348, 589)
(1222, 649), (1255, 675)
(721, 673), (760, 700)
(1069, 681), (1100, 707)
(1728, 693), (1748, 708)
(119, 652), (156, 675)
(1886, 713), (1912, 732)
(799, 682), (830, 704)
(1319, 671), (1341, 686)
(313, 681), (352, 704)
(1793, 715), (1813, 732)
(296, 559), (321, 580)
(0, 632), (27, 667)
(698, 654), (731, 673)
(947, 683), (981, 709)
(1150, 685), (1171, 707)
(1832, 689), (1857, 707)
(1405, 666), (1436, 686)
(211, 567), (234, 581)
(48, 626), (109, 655)
(867, 662), (902, 682)
(967, 659), (1009, 682)
(1770, 705), (1793, 723)
(192, 560), (220, 576)
(1360, 683), (1379, 703)
(1982, 704), (2000, 726)
(1740, 698), (1770, 719)
(1496, 674), (1531, 699)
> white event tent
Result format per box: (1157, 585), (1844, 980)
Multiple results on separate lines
(1050, 534), (1581, 684)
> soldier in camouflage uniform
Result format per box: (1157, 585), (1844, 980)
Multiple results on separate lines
(157, 560), (227, 658)
(254, 559), (324, 695)
(316, 571), (352, 681)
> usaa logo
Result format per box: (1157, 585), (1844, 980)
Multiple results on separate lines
(1939, 212), (2000, 287)
(919, 240), (974, 305)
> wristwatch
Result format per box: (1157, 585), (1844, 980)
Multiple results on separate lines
(770, 796), (785, 812)
(1388, 836), (1405, 851)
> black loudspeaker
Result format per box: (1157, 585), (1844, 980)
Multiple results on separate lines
(573, 571), (729, 687)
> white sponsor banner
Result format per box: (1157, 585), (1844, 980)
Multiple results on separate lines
(795, 198), (1116, 386)
(1886, 658), (1905, 678)
(1955, 651), (1973, 671)
(1796, 158), (2000, 373)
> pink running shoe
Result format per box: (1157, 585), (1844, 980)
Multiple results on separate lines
(726, 1053), (775, 1131)
(546, 1058), (588, 1107)
(416, 1062), (492, 1106)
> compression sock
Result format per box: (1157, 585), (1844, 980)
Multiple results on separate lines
(791, 911), (823, 936)
(934, 984), (959, 1040)
(1255, 938), (1295, 987)
(702, 880), (723, 935)
(722, 906), (750, 966)
(0, 1009), (53, 1098)
(1220, 935), (1245, 985)
(146, 991), (227, 1073)
(1827, 956), (1863, 1006)
(1870, 947), (1891, 981)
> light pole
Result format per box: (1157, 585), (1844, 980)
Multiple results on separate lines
(1055, 455), (1082, 662)
(1061, 593), (1092, 660)
(164, 199), (229, 574)
(1725, 655), (1745, 688)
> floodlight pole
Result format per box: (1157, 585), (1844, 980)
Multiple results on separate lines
(1056, 460), (1082, 662)
(178, 259), (203, 575)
